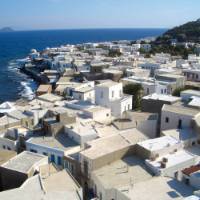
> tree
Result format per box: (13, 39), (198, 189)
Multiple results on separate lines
(172, 85), (199, 97)
(108, 49), (122, 57)
(123, 84), (143, 110)
(172, 88), (184, 97)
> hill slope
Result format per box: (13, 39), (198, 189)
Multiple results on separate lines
(0, 27), (14, 32)
(156, 19), (200, 43)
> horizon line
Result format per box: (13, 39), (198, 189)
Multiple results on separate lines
(1, 27), (168, 32)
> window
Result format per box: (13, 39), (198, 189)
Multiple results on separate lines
(51, 154), (55, 163)
(192, 141), (196, 146)
(174, 171), (178, 179)
(84, 160), (88, 177)
(147, 88), (150, 95)
(69, 89), (73, 96)
(119, 90), (122, 97)
(57, 156), (62, 166)
(165, 117), (169, 123)
(30, 149), (37, 153)
(25, 121), (29, 128)
(99, 192), (102, 200)
(178, 119), (182, 129)
(94, 185), (97, 196)
(71, 165), (74, 175)
(100, 91), (103, 98)
(112, 91), (114, 98)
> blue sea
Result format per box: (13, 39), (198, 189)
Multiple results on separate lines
(0, 28), (166, 102)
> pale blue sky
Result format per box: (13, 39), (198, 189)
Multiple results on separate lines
(0, 0), (200, 30)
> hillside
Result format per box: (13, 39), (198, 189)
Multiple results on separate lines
(0, 27), (14, 32)
(156, 19), (200, 43)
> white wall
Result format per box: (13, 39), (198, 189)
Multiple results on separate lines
(26, 141), (64, 166)
(161, 110), (193, 131)
(156, 83), (169, 95)
(95, 82), (132, 117)
(65, 127), (98, 147)
(73, 90), (95, 103)
(110, 96), (132, 117)
(0, 137), (17, 151)
(137, 120), (157, 139)
(190, 173), (200, 190)
(95, 83), (123, 106)
(84, 108), (112, 124)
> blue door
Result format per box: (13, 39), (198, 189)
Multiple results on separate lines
(51, 154), (55, 163)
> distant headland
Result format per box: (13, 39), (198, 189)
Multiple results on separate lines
(0, 27), (14, 32)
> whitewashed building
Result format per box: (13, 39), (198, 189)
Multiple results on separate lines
(95, 81), (132, 117)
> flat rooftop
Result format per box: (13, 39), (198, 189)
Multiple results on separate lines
(188, 96), (200, 108)
(156, 73), (184, 79)
(27, 133), (80, 153)
(49, 106), (75, 117)
(29, 99), (54, 109)
(162, 104), (199, 116)
(0, 115), (19, 126)
(2, 151), (46, 174)
(37, 85), (51, 92)
(143, 93), (181, 102)
(147, 150), (195, 169)
(96, 80), (120, 88)
(92, 156), (153, 189)
(42, 169), (80, 193)
(56, 77), (74, 85)
(94, 124), (120, 138)
(0, 150), (17, 166)
(184, 196), (200, 200)
(38, 93), (63, 103)
(122, 76), (155, 86)
(74, 86), (94, 93)
(0, 168), (82, 200)
(138, 136), (180, 152)
(7, 110), (29, 120)
(103, 68), (123, 74)
(121, 176), (193, 200)
(86, 105), (110, 113)
(65, 120), (98, 137)
(162, 129), (197, 142)
(181, 90), (200, 96)
(81, 129), (147, 160)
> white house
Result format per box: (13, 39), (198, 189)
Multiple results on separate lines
(137, 136), (200, 179)
(183, 68), (200, 82)
(72, 86), (95, 103)
(65, 100), (112, 124)
(95, 81), (132, 117)
(26, 133), (80, 166)
(65, 119), (98, 148)
(122, 76), (173, 95)
(181, 90), (200, 102)
(140, 43), (152, 52)
(160, 104), (200, 131)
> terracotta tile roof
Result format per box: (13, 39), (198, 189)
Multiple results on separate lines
(182, 165), (200, 176)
